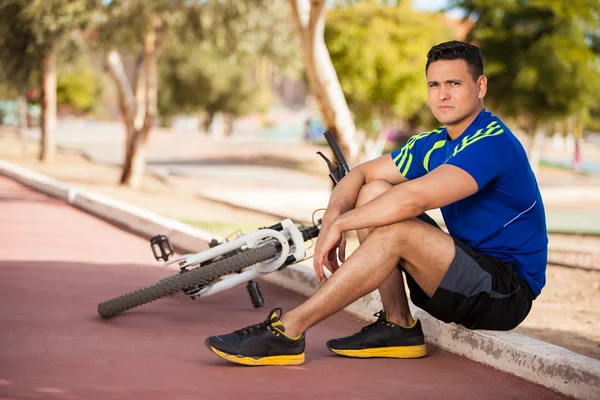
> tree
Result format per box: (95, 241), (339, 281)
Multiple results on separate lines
(325, 2), (455, 160)
(289, 0), (358, 165)
(96, 0), (169, 187)
(0, 0), (95, 162)
(57, 63), (99, 114)
(0, 3), (36, 139)
(450, 0), (600, 172)
(157, 2), (300, 134)
(158, 43), (262, 130)
(98, 0), (299, 188)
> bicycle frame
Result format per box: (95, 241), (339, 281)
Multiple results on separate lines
(166, 218), (312, 298)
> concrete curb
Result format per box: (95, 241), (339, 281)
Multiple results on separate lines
(1, 159), (599, 400)
(0, 160), (215, 253)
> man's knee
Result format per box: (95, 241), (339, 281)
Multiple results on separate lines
(368, 217), (447, 258)
(356, 180), (393, 207)
(368, 219), (413, 251)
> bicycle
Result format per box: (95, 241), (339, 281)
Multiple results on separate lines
(97, 131), (350, 319)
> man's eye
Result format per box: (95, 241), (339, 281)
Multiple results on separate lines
(451, 82), (460, 86)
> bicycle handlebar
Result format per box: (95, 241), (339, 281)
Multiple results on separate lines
(323, 130), (350, 178)
(316, 130), (351, 186)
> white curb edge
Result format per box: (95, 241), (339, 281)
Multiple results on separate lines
(1, 159), (599, 400)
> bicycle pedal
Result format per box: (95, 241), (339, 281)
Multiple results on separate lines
(150, 234), (174, 261)
(247, 280), (264, 308)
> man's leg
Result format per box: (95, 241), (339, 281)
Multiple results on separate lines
(204, 179), (456, 365)
(280, 180), (456, 338)
(355, 181), (414, 328)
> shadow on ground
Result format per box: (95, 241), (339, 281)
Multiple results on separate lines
(149, 155), (313, 173)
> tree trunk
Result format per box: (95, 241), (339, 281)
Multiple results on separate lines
(106, 50), (137, 180)
(121, 124), (151, 188)
(358, 128), (389, 163)
(210, 112), (225, 139)
(17, 85), (28, 155)
(105, 17), (159, 189)
(259, 56), (272, 107)
(572, 119), (583, 172)
(17, 87), (28, 132)
(121, 19), (158, 188)
(106, 50), (136, 140)
(39, 51), (57, 163)
(133, 52), (147, 133)
(289, 0), (357, 165)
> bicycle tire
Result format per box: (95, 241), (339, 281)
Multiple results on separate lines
(97, 243), (279, 319)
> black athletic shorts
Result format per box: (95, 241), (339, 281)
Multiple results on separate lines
(400, 213), (535, 331)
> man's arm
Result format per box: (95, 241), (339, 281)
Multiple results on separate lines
(323, 154), (408, 222)
(334, 164), (478, 232)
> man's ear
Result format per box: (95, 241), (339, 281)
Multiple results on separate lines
(477, 75), (488, 99)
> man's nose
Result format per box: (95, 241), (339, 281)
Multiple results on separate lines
(438, 86), (450, 101)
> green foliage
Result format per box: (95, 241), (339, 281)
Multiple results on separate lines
(97, 0), (300, 121)
(20, 0), (96, 50)
(95, 0), (169, 54)
(157, 42), (261, 120)
(0, 65), (18, 99)
(450, 0), (600, 131)
(96, 0), (300, 71)
(198, 0), (300, 69)
(56, 64), (98, 113)
(0, 0), (99, 112)
(0, 1), (37, 89)
(332, 0), (404, 6)
(324, 2), (455, 134)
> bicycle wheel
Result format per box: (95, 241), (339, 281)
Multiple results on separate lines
(97, 243), (279, 319)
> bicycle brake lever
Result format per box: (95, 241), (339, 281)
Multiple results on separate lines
(317, 151), (341, 185)
(317, 151), (335, 172)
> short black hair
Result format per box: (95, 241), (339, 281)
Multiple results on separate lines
(426, 41), (484, 80)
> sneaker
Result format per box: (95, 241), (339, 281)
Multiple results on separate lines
(326, 310), (427, 358)
(204, 308), (305, 366)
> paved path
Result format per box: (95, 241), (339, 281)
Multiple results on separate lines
(22, 122), (600, 235)
(0, 176), (570, 399)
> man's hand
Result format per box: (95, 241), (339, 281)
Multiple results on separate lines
(313, 217), (346, 283)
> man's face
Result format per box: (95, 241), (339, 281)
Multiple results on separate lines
(426, 59), (487, 126)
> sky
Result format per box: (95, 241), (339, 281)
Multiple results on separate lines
(413, 0), (449, 10)
(413, 0), (465, 19)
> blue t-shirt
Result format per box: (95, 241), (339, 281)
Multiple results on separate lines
(390, 109), (548, 297)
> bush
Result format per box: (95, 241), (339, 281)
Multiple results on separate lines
(57, 66), (98, 114)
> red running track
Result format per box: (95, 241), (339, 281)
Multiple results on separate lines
(0, 175), (569, 400)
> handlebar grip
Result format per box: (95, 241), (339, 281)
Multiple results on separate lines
(301, 225), (320, 241)
(323, 130), (350, 174)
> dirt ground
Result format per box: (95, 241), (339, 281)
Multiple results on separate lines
(1, 130), (599, 360)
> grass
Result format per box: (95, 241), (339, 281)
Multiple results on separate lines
(539, 160), (591, 176)
(176, 218), (267, 238)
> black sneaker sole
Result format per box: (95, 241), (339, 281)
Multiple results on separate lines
(327, 343), (427, 359)
(204, 338), (305, 366)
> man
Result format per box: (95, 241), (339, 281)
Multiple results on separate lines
(204, 41), (548, 366)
